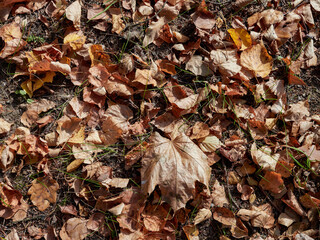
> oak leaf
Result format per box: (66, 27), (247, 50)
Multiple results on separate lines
(240, 43), (273, 78)
(28, 176), (59, 211)
(141, 131), (210, 211)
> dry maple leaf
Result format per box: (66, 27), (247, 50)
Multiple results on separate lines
(240, 42), (273, 78)
(141, 131), (210, 211)
(28, 176), (59, 211)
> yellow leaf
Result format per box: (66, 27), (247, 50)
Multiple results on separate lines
(68, 125), (85, 144)
(67, 159), (84, 172)
(21, 79), (33, 98)
(228, 28), (252, 50)
(64, 32), (86, 50)
(240, 43), (273, 78)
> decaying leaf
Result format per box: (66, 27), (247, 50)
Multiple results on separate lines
(141, 131), (210, 211)
(259, 171), (284, 194)
(0, 118), (12, 135)
(65, 0), (81, 29)
(210, 49), (241, 77)
(28, 176), (59, 211)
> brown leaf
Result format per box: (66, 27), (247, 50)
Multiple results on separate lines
(28, 176), (59, 211)
(282, 188), (307, 217)
(60, 205), (78, 216)
(186, 55), (213, 76)
(56, 116), (81, 145)
(240, 43), (273, 78)
(211, 181), (229, 207)
(194, 208), (212, 225)
(64, 32), (86, 50)
(28, 226), (44, 239)
(183, 224), (200, 240)
(142, 204), (169, 232)
(5, 229), (20, 240)
(67, 159), (84, 173)
(59, 217), (88, 240)
(87, 212), (110, 236)
(191, 0), (215, 30)
(141, 131), (210, 211)
(213, 207), (237, 226)
(259, 171), (284, 194)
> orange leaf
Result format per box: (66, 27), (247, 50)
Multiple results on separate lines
(259, 171), (284, 194)
(228, 28), (252, 50)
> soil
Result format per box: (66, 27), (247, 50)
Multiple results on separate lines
(0, 0), (319, 240)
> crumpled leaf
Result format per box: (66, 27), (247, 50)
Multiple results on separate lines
(5, 229), (20, 240)
(28, 176), (59, 211)
(66, 0), (81, 30)
(141, 131), (210, 211)
(183, 224), (200, 240)
(143, 17), (166, 47)
(251, 142), (280, 171)
(282, 188), (306, 217)
(237, 203), (275, 229)
(228, 28), (252, 50)
(240, 42), (273, 78)
(59, 217), (88, 240)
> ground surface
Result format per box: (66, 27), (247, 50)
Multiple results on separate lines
(0, 0), (320, 240)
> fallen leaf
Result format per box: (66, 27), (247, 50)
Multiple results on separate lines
(213, 207), (236, 226)
(5, 229), (20, 240)
(282, 188), (306, 216)
(141, 131), (210, 211)
(186, 55), (213, 76)
(143, 17), (166, 47)
(211, 180), (229, 207)
(64, 32), (86, 50)
(191, 0), (215, 30)
(311, 0), (320, 11)
(0, 118), (12, 135)
(240, 43), (273, 78)
(259, 171), (284, 194)
(199, 135), (222, 153)
(194, 208), (212, 225)
(28, 176), (59, 211)
(67, 159), (84, 172)
(183, 224), (200, 240)
(251, 142), (280, 171)
(238, 204), (275, 229)
(228, 28), (252, 50)
(210, 49), (241, 77)
(142, 204), (169, 232)
(59, 217), (88, 240)
(66, 0), (81, 30)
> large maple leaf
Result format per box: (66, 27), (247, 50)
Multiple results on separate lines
(141, 132), (211, 211)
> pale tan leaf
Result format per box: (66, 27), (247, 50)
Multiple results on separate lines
(194, 208), (212, 225)
(66, 0), (81, 30)
(210, 49), (241, 77)
(0, 118), (12, 135)
(211, 180), (229, 207)
(251, 142), (280, 171)
(311, 0), (320, 11)
(186, 55), (213, 76)
(59, 218), (88, 240)
(240, 43), (273, 78)
(199, 135), (222, 153)
(67, 159), (84, 172)
(141, 132), (210, 211)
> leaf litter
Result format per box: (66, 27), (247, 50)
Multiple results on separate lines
(0, 0), (319, 239)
